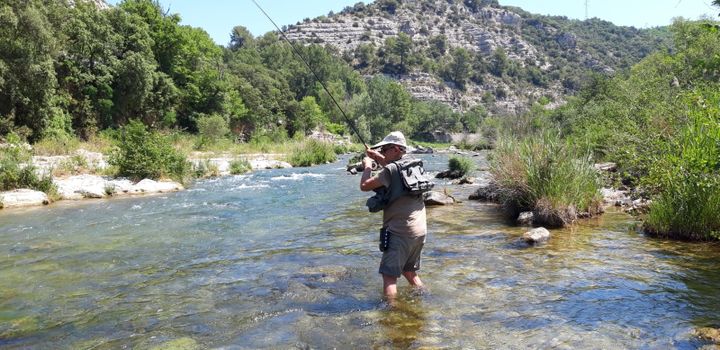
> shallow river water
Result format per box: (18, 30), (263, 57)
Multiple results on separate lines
(1, 153), (720, 349)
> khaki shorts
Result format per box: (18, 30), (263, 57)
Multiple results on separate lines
(378, 233), (426, 277)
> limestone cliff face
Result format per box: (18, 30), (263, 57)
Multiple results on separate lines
(67, 0), (109, 10)
(282, 0), (666, 114)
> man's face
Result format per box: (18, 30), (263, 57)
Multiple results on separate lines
(380, 144), (406, 160)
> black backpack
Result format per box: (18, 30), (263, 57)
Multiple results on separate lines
(365, 157), (434, 212)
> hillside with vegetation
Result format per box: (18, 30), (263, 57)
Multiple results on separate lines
(284, 0), (671, 114)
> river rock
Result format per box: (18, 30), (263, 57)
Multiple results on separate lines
(469, 182), (499, 201)
(423, 191), (456, 206)
(0, 189), (49, 208)
(133, 179), (183, 193)
(411, 145), (434, 154)
(523, 227), (550, 244)
(436, 169), (464, 179)
(249, 159), (292, 169)
(694, 327), (720, 343)
(452, 177), (475, 185)
(55, 175), (110, 200)
(517, 211), (534, 226)
(299, 265), (350, 283)
(601, 187), (629, 206)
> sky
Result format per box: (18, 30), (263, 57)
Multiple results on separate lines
(104, 0), (718, 45)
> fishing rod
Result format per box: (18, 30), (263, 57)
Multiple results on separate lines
(250, 0), (369, 148)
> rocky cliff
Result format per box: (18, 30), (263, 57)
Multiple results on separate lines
(282, 0), (669, 114)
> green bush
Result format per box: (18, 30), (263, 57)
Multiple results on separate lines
(448, 156), (475, 177)
(0, 133), (56, 193)
(288, 139), (337, 167)
(195, 114), (230, 149)
(229, 159), (252, 175)
(643, 90), (720, 240)
(489, 133), (602, 227)
(108, 121), (190, 182)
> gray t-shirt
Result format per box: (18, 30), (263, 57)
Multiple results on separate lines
(378, 164), (427, 238)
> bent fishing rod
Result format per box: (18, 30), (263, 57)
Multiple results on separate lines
(250, 0), (369, 148)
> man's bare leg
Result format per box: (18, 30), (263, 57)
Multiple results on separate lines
(383, 274), (398, 301)
(402, 271), (424, 288)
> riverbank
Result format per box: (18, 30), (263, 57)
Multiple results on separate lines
(0, 149), (293, 210)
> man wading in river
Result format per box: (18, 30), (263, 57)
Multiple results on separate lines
(360, 131), (428, 302)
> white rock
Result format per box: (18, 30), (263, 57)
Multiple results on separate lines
(250, 159), (292, 169)
(132, 179), (183, 193)
(54, 174), (109, 200)
(0, 189), (49, 208)
(523, 227), (551, 244)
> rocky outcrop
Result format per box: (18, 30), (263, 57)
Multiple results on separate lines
(280, 0), (662, 114)
(55, 175), (183, 200)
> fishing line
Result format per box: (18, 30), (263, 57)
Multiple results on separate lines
(250, 0), (369, 148)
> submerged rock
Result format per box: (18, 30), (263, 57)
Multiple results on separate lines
(453, 177), (475, 185)
(0, 189), (49, 208)
(523, 227), (550, 244)
(423, 191), (456, 206)
(694, 327), (720, 343)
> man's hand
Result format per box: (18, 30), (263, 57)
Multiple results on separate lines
(362, 156), (374, 170)
(366, 148), (386, 166)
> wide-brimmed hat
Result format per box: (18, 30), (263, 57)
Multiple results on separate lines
(371, 131), (408, 150)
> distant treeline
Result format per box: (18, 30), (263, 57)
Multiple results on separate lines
(0, 0), (486, 145)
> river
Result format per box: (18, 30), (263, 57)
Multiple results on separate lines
(1, 153), (719, 349)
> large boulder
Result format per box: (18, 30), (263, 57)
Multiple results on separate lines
(0, 189), (49, 208)
(55, 175), (109, 200)
(423, 191), (456, 206)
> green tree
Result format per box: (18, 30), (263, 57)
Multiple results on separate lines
(0, 0), (60, 140)
(489, 47), (509, 77)
(444, 48), (472, 90)
(292, 96), (325, 135)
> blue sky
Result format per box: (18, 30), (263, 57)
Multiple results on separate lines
(104, 0), (718, 45)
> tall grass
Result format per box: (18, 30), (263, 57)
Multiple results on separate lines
(287, 139), (337, 167)
(489, 132), (602, 227)
(644, 90), (720, 240)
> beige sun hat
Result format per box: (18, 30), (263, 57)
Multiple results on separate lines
(371, 131), (408, 149)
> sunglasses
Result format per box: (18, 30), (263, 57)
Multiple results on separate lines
(381, 145), (406, 153)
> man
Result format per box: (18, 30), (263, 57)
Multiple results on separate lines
(360, 131), (427, 301)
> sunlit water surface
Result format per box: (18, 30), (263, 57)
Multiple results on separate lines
(1, 154), (719, 349)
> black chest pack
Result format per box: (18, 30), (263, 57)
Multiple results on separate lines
(365, 158), (435, 213)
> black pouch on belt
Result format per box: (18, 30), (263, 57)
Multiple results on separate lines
(379, 227), (390, 252)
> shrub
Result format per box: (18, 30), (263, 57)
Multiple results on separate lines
(489, 133), (602, 227)
(230, 159), (252, 175)
(0, 133), (56, 194)
(643, 90), (720, 240)
(109, 121), (190, 182)
(288, 139), (337, 167)
(196, 114), (230, 149)
(448, 156), (475, 177)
